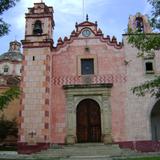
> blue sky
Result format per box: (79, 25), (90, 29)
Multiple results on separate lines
(0, 0), (151, 54)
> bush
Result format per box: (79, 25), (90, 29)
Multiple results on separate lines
(0, 115), (18, 143)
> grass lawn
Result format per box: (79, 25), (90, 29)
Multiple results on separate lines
(123, 157), (160, 160)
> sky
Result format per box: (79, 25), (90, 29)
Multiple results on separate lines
(0, 0), (151, 54)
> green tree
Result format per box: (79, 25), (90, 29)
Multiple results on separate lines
(0, 0), (19, 37)
(0, 0), (20, 110)
(0, 87), (20, 110)
(128, 0), (160, 97)
(148, 0), (160, 29)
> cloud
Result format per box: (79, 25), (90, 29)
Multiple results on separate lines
(0, 0), (148, 53)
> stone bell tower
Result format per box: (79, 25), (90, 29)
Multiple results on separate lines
(19, 2), (54, 153)
(128, 12), (152, 33)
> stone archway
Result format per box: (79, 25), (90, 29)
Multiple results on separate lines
(151, 100), (160, 141)
(76, 99), (101, 143)
(63, 83), (113, 144)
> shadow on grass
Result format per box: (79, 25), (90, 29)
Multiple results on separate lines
(0, 146), (17, 151)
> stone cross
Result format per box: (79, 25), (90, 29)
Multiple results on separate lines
(29, 131), (36, 138)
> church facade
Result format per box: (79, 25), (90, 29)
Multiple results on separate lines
(19, 2), (160, 153)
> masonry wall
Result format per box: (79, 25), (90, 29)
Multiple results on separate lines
(0, 62), (21, 76)
(20, 47), (51, 144)
(123, 36), (160, 141)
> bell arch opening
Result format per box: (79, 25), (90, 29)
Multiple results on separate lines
(33, 20), (43, 35)
(76, 99), (101, 143)
(151, 100), (160, 141)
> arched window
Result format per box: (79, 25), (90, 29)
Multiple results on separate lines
(33, 20), (43, 35)
(135, 17), (144, 32)
(3, 65), (9, 73)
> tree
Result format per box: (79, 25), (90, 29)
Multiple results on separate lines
(0, 0), (19, 37)
(148, 0), (160, 30)
(128, 0), (160, 98)
(0, 0), (20, 110)
(0, 87), (20, 110)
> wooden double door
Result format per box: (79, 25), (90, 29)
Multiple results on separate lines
(76, 99), (101, 143)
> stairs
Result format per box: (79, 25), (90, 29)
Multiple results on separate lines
(33, 143), (140, 160)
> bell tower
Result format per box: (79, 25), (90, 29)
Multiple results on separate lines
(128, 12), (152, 33)
(19, 2), (54, 153)
(25, 2), (54, 40)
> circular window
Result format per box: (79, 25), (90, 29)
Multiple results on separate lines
(82, 29), (91, 37)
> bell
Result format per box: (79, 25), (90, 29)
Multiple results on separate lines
(136, 17), (144, 32)
(33, 21), (43, 35)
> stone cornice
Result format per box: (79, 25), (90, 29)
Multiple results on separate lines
(63, 83), (113, 89)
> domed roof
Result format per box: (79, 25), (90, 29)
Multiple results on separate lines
(0, 40), (23, 61)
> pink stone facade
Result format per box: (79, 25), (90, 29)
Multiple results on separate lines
(19, 2), (160, 153)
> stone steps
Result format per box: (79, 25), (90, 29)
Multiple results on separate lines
(61, 155), (112, 160)
(34, 143), (140, 159)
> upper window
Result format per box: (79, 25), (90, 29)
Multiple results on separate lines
(3, 65), (9, 73)
(145, 61), (154, 74)
(81, 59), (94, 75)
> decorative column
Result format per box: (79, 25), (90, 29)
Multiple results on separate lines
(65, 94), (76, 144)
(102, 95), (113, 144)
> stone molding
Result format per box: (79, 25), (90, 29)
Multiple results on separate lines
(63, 83), (113, 144)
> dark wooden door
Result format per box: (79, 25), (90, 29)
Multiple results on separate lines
(76, 99), (101, 143)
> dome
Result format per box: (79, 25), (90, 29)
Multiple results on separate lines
(0, 40), (23, 61)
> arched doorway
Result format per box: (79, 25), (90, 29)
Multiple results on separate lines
(76, 99), (101, 143)
(151, 100), (160, 141)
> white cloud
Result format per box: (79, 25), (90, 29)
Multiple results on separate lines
(0, 0), (148, 53)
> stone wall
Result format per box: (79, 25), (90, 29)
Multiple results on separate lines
(123, 36), (160, 141)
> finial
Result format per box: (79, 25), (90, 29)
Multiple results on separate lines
(95, 21), (98, 26)
(86, 14), (89, 21)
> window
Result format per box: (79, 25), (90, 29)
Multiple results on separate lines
(145, 62), (154, 74)
(81, 59), (94, 75)
(3, 65), (9, 73)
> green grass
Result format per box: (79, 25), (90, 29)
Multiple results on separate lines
(120, 157), (160, 160)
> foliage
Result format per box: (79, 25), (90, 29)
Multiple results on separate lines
(0, 0), (19, 37)
(132, 76), (160, 98)
(0, 87), (20, 111)
(128, 31), (160, 57)
(0, 115), (18, 142)
(127, 0), (160, 97)
(127, 0), (160, 55)
(148, 0), (160, 29)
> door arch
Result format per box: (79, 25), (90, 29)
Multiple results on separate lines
(151, 100), (160, 141)
(76, 99), (101, 143)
